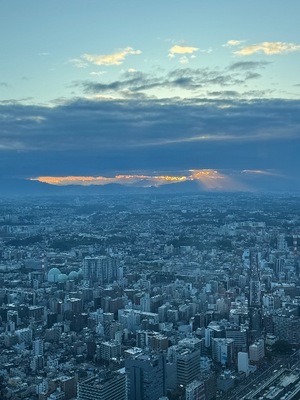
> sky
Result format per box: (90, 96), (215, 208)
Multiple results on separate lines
(1, 1), (300, 191)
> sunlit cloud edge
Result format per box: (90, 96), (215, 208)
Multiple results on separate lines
(28, 169), (273, 191)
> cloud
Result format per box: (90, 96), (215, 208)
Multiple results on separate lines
(223, 40), (245, 47)
(68, 58), (89, 68)
(199, 48), (213, 54)
(191, 169), (248, 191)
(0, 82), (9, 88)
(30, 170), (250, 191)
(31, 173), (189, 187)
(1, 96), (300, 186)
(75, 63), (264, 97)
(1, 97), (299, 152)
(89, 71), (107, 76)
(229, 61), (270, 71)
(245, 72), (262, 80)
(82, 47), (142, 66)
(235, 41), (300, 56)
(179, 56), (189, 65)
(241, 169), (279, 176)
(169, 45), (199, 58)
(29, 168), (294, 192)
(208, 91), (240, 98)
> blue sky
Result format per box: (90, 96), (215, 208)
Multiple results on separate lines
(1, 1), (300, 190)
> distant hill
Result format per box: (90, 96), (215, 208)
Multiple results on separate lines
(0, 179), (135, 196)
(0, 178), (206, 196)
(240, 172), (299, 194)
(0, 173), (299, 197)
(0, 178), (59, 196)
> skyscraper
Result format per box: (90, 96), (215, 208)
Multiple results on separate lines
(125, 353), (166, 400)
(176, 348), (201, 387)
(83, 256), (119, 285)
(78, 370), (126, 400)
(33, 338), (44, 356)
(212, 338), (234, 366)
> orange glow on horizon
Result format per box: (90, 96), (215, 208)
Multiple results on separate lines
(191, 169), (249, 191)
(30, 169), (253, 191)
(191, 169), (228, 190)
(30, 176), (112, 185)
(30, 174), (189, 187)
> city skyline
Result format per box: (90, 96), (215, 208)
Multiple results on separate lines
(1, 1), (300, 191)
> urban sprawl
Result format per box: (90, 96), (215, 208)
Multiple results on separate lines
(1, 193), (300, 400)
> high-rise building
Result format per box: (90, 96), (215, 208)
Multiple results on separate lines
(262, 295), (275, 309)
(273, 314), (300, 344)
(203, 373), (217, 400)
(178, 337), (203, 351)
(125, 353), (166, 400)
(140, 293), (151, 312)
(238, 352), (249, 375)
(249, 339), (265, 363)
(15, 327), (32, 346)
(78, 370), (126, 400)
(275, 257), (285, 277)
(277, 234), (286, 251)
(135, 330), (168, 351)
(176, 348), (201, 387)
(225, 325), (248, 353)
(33, 338), (44, 356)
(158, 305), (168, 322)
(30, 355), (44, 371)
(7, 310), (19, 328)
(217, 370), (235, 393)
(83, 256), (119, 285)
(185, 380), (205, 400)
(54, 376), (77, 400)
(48, 391), (65, 400)
(205, 322), (225, 348)
(98, 340), (121, 362)
(212, 338), (234, 366)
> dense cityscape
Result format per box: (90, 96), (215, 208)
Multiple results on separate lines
(1, 193), (300, 399)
